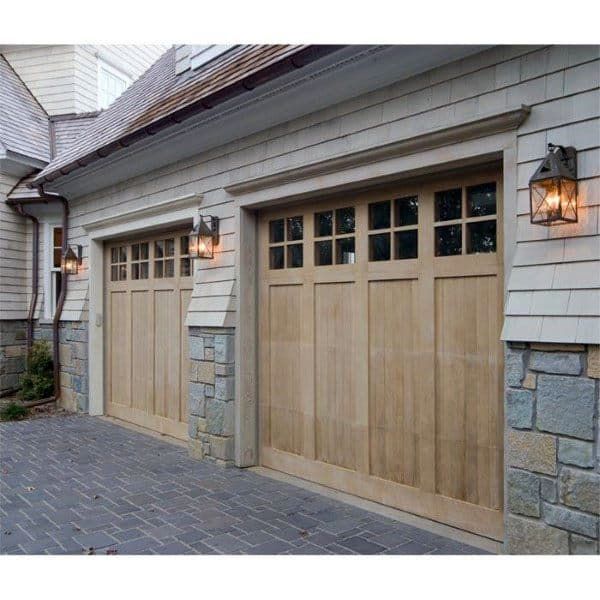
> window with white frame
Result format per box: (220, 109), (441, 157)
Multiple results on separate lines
(44, 225), (63, 319)
(97, 59), (131, 110)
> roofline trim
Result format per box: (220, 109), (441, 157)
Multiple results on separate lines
(33, 45), (344, 188)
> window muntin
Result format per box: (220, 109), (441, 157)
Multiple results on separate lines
(314, 206), (355, 266)
(154, 238), (175, 278)
(131, 242), (149, 280)
(367, 196), (419, 262)
(110, 245), (128, 281)
(268, 216), (304, 269)
(434, 182), (497, 257)
(180, 235), (192, 277)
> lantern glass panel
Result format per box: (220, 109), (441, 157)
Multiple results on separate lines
(530, 177), (577, 225)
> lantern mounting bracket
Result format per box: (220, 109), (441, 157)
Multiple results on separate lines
(547, 143), (577, 179)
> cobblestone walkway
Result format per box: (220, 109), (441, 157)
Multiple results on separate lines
(1, 415), (488, 555)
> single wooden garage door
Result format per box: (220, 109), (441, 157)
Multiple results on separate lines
(258, 169), (504, 539)
(105, 230), (193, 440)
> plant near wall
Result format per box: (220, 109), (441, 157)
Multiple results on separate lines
(18, 341), (54, 402)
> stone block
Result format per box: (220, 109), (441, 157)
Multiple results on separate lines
(215, 363), (235, 377)
(541, 477), (557, 503)
(570, 534), (599, 555)
(206, 399), (234, 436)
(505, 348), (525, 387)
(72, 375), (88, 394)
(537, 375), (595, 440)
(204, 347), (215, 361)
(559, 468), (600, 515)
(543, 503), (598, 538)
(190, 360), (215, 385)
(588, 345), (600, 378)
(188, 416), (204, 440)
(188, 336), (204, 361)
(507, 429), (557, 475)
(188, 383), (205, 417)
(530, 351), (582, 375)
(215, 376), (234, 401)
(522, 372), (537, 389)
(558, 439), (594, 468)
(505, 515), (569, 554)
(215, 334), (235, 364)
(204, 384), (215, 398)
(203, 335), (214, 349)
(206, 434), (234, 461)
(507, 469), (540, 517)
(506, 389), (534, 429)
(188, 439), (205, 460)
(59, 343), (72, 367)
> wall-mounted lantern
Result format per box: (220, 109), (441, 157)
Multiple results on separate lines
(61, 245), (82, 275)
(529, 143), (578, 225)
(189, 215), (219, 259)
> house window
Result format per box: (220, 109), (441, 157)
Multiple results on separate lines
(97, 59), (130, 110)
(46, 226), (63, 318)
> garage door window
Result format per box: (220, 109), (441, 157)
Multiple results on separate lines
(368, 196), (419, 262)
(110, 246), (127, 281)
(155, 238), (175, 278)
(315, 207), (355, 265)
(434, 182), (497, 256)
(131, 242), (149, 280)
(269, 216), (304, 269)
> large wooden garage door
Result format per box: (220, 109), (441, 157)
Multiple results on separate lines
(258, 169), (504, 539)
(105, 230), (193, 440)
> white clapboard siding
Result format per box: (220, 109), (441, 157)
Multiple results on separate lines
(54, 45), (599, 341)
(0, 175), (29, 320)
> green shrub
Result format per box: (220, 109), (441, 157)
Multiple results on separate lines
(0, 402), (29, 421)
(18, 341), (54, 402)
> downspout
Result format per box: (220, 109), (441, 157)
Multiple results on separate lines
(12, 204), (40, 356)
(7, 190), (69, 403)
(41, 190), (69, 402)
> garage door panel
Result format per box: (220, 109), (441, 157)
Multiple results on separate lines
(268, 284), (304, 455)
(179, 289), (191, 424)
(109, 291), (130, 407)
(154, 289), (179, 420)
(315, 282), (359, 471)
(434, 275), (502, 509)
(369, 279), (420, 487)
(131, 290), (153, 413)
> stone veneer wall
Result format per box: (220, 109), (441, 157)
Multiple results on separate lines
(0, 320), (27, 395)
(187, 327), (235, 466)
(505, 343), (599, 554)
(35, 321), (88, 412)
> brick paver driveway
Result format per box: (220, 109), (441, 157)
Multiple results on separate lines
(1, 415), (488, 555)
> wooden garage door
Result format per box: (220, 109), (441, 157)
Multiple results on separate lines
(105, 230), (193, 440)
(258, 169), (504, 540)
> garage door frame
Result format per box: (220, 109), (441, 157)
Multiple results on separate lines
(85, 193), (201, 418)
(230, 124), (522, 540)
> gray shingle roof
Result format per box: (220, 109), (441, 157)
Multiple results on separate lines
(0, 54), (50, 163)
(52, 112), (99, 156)
(34, 45), (338, 185)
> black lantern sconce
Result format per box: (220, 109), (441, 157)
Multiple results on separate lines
(529, 143), (578, 226)
(189, 215), (219, 259)
(62, 245), (82, 275)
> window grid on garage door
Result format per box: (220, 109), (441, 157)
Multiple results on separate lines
(108, 233), (193, 282)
